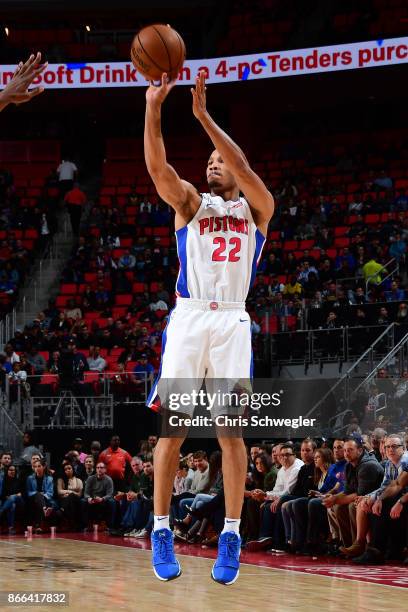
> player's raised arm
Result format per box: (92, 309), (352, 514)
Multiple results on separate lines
(144, 73), (201, 225)
(191, 71), (274, 233)
(0, 53), (47, 112)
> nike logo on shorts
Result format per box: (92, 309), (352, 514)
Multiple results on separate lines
(239, 318), (249, 322)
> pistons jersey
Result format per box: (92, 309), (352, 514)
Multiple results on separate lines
(175, 192), (266, 302)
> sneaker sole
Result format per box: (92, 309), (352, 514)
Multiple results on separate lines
(211, 566), (239, 586)
(152, 562), (182, 582)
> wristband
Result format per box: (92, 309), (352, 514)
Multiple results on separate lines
(397, 498), (405, 506)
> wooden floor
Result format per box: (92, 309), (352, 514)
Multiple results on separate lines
(0, 535), (405, 612)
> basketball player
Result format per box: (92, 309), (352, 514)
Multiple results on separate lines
(144, 71), (274, 584)
(0, 53), (46, 112)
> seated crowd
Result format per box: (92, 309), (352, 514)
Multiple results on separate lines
(1, 430), (407, 566)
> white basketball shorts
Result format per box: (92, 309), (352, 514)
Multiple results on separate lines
(147, 298), (253, 416)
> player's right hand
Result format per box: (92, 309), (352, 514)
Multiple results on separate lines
(145, 72), (177, 106)
(0, 52), (47, 106)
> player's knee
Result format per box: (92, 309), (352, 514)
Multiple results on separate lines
(217, 436), (246, 452)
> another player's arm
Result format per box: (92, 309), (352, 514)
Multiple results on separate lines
(0, 53), (47, 112)
(144, 74), (201, 225)
(191, 71), (274, 233)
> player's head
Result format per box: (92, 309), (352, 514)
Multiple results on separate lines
(206, 149), (238, 195)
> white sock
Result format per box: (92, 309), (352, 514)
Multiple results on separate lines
(153, 515), (170, 531)
(222, 518), (241, 535)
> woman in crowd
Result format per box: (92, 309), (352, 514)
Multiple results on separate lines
(289, 448), (336, 554)
(57, 462), (83, 531)
(0, 464), (24, 534)
(82, 455), (95, 483)
(173, 462), (189, 495)
(26, 459), (58, 533)
(174, 450), (223, 543)
(244, 453), (278, 542)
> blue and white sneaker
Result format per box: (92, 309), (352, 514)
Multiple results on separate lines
(211, 532), (241, 585)
(151, 528), (182, 581)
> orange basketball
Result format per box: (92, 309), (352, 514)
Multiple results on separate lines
(131, 24), (186, 81)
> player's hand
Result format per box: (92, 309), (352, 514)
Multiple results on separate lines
(191, 70), (208, 121)
(145, 72), (177, 107)
(0, 53), (47, 107)
(372, 499), (382, 516)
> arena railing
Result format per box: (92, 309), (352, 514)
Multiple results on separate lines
(269, 323), (394, 368)
(304, 322), (396, 419)
(4, 370), (150, 430)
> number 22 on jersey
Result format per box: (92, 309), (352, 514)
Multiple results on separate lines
(212, 237), (241, 262)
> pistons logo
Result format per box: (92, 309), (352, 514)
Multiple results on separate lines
(210, 302), (219, 310)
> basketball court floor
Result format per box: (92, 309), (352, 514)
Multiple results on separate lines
(1, 534), (406, 611)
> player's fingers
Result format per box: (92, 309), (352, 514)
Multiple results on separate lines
(27, 86), (44, 99)
(19, 54), (36, 76)
(161, 72), (168, 88)
(21, 63), (47, 87)
(12, 62), (24, 78)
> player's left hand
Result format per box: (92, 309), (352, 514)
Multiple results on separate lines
(191, 70), (207, 120)
(0, 52), (47, 107)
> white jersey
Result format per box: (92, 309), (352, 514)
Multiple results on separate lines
(175, 193), (266, 302)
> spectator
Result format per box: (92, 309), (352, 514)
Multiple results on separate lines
(88, 347), (107, 373)
(362, 257), (384, 286)
(64, 183), (87, 235)
(65, 451), (86, 481)
(244, 453), (278, 542)
(290, 448), (337, 554)
(110, 456), (145, 536)
(373, 170), (393, 191)
(389, 232), (406, 263)
(4, 343), (20, 370)
(99, 435), (132, 493)
(0, 451), (12, 475)
(81, 462), (115, 530)
(385, 280), (405, 302)
(175, 451), (224, 543)
(149, 293), (168, 312)
(118, 249), (136, 270)
(26, 346), (46, 376)
(26, 459), (58, 533)
(64, 298), (82, 321)
(246, 443), (304, 551)
(171, 451), (209, 520)
(18, 431), (43, 480)
(353, 434), (408, 564)
(0, 464), (24, 534)
(72, 438), (87, 463)
(46, 351), (59, 374)
(90, 441), (101, 465)
(322, 437), (384, 549)
(57, 157), (78, 195)
(342, 434), (408, 559)
(377, 307), (390, 326)
(132, 355), (155, 387)
(147, 435), (158, 449)
(83, 455), (95, 483)
(57, 462), (83, 530)
(284, 276), (302, 297)
(173, 462), (189, 495)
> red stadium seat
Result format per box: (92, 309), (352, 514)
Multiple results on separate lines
(334, 237), (350, 248)
(283, 240), (298, 251)
(115, 295), (132, 306)
(60, 284), (77, 295)
(55, 295), (70, 307)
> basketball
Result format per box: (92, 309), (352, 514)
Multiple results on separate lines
(131, 24), (186, 81)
